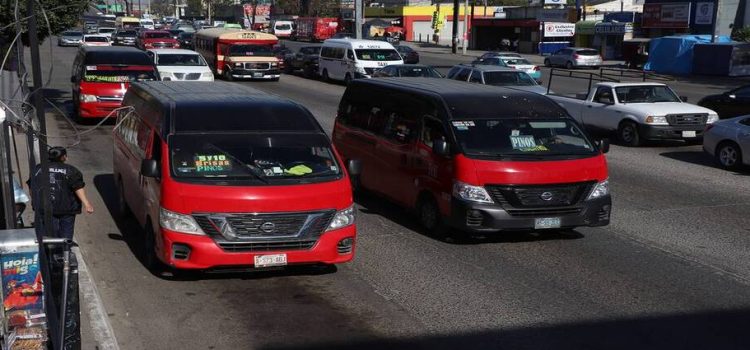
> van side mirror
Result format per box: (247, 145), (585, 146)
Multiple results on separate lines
(596, 138), (610, 154)
(680, 95), (688, 102)
(140, 159), (160, 178)
(346, 159), (361, 176)
(432, 139), (449, 156)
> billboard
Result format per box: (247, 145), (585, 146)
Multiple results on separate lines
(642, 3), (691, 28)
(543, 22), (575, 37)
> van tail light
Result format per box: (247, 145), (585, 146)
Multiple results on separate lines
(534, 66), (540, 71)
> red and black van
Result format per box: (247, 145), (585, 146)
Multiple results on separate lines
(332, 78), (611, 234)
(114, 82), (358, 271)
(71, 46), (158, 122)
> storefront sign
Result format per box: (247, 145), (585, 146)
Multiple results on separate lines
(243, 4), (270, 16)
(595, 23), (626, 34)
(695, 2), (714, 25)
(537, 9), (569, 22)
(642, 3), (691, 28)
(544, 22), (575, 37)
(544, 0), (565, 4)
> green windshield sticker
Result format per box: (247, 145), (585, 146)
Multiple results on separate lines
(510, 135), (537, 150)
(84, 75), (129, 83)
(284, 164), (313, 176)
(194, 154), (231, 172)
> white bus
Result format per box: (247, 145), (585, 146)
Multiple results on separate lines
(318, 39), (403, 84)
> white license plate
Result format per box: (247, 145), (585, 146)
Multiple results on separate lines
(253, 72), (263, 78)
(254, 254), (287, 268)
(534, 217), (561, 229)
(682, 131), (697, 138)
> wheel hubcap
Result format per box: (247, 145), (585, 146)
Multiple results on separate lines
(622, 126), (634, 142)
(720, 147), (737, 166)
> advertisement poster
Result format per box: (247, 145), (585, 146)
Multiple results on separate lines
(543, 22), (575, 37)
(2, 252), (43, 312)
(642, 3), (691, 28)
(695, 2), (714, 25)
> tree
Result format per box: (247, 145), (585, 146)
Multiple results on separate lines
(0, 0), (89, 46)
(732, 26), (750, 42)
(150, 0), (173, 17)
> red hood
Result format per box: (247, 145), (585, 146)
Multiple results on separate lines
(163, 178), (353, 214)
(142, 38), (179, 44)
(79, 81), (130, 96)
(455, 154), (608, 185)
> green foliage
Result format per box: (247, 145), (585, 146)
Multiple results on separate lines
(732, 26), (750, 42)
(305, 0), (338, 16)
(149, 0), (173, 17)
(0, 0), (89, 45)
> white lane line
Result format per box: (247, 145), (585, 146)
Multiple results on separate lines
(75, 247), (120, 350)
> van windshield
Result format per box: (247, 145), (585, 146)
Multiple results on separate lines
(170, 133), (341, 183)
(145, 32), (171, 38)
(228, 44), (274, 57)
(355, 49), (401, 61)
(83, 68), (157, 82)
(451, 119), (596, 159)
(275, 24), (292, 30)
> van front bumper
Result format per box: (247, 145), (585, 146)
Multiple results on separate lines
(159, 225), (356, 270)
(230, 68), (281, 79)
(77, 101), (122, 118)
(447, 196), (611, 233)
(638, 124), (706, 141)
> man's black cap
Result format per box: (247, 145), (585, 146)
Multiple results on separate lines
(48, 146), (67, 161)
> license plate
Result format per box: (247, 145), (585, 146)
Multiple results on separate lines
(534, 217), (561, 229)
(682, 130), (697, 138)
(253, 72), (263, 78)
(254, 254), (287, 268)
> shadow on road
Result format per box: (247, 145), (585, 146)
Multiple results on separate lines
(660, 150), (749, 175)
(93, 173), (338, 281)
(261, 308), (750, 350)
(355, 191), (584, 245)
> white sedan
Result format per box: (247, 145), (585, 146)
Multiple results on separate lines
(148, 49), (214, 81)
(703, 115), (750, 170)
(82, 35), (111, 47)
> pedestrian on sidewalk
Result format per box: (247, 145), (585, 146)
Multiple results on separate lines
(28, 146), (94, 240)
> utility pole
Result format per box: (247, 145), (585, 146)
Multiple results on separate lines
(452, 0), (459, 53)
(355, 0), (363, 39)
(711, 0), (721, 43)
(462, 0), (468, 54)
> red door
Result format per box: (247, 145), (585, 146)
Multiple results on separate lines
(414, 116), (454, 214)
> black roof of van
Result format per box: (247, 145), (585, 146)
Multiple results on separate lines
(80, 46), (153, 65)
(126, 81), (322, 134)
(349, 78), (568, 120)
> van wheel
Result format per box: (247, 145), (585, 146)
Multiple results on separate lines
(618, 121), (642, 147)
(544, 58), (551, 67)
(116, 176), (131, 219)
(418, 196), (449, 239)
(716, 141), (743, 170)
(143, 222), (166, 274)
(344, 73), (352, 85)
(322, 69), (330, 83)
(223, 68), (233, 81)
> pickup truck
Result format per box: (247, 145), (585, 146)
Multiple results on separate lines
(548, 82), (719, 146)
(283, 46), (321, 78)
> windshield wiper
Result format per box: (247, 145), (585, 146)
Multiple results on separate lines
(205, 143), (268, 184)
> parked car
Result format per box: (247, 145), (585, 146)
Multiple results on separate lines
(57, 30), (83, 46)
(446, 65), (547, 95)
(84, 21), (98, 34)
(70, 46), (158, 121)
(178, 32), (194, 50)
(148, 49), (213, 81)
(698, 85), (750, 119)
(371, 64), (442, 78)
(112, 29), (138, 46)
(97, 27), (117, 38)
(476, 51), (521, 61)
(499, 57), (541, 81)
(137, 30), (180, 50)
(544, 47), (602, 69)
(272, 45), (292, 71)
(548, 82), (719, 146)
(332, 78), (611, 235)
(283, 46), (321, 78)
(394, 45), (419, 64)
(81, 35), (111, 47)
(703, 115), (750, 170)
(114, 81), (359, 272)
(470, 57), (509, 67)
(319, 39), (403, 84)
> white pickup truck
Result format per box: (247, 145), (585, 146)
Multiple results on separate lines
(548, 82), (719, 146)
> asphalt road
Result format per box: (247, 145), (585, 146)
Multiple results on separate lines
(35, 40), (750, 350)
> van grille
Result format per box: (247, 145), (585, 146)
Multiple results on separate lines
(486, 182), (593, 208)
(173, 72), (202, 80)
(217, 240), (317, 252)
(666, 114), (707, 126)
(244, 62), (271, 70)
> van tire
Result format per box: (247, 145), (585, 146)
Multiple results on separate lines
(618, 121), (642, 147)
(116, 176), (131, 219)
(322, 69), (330, 83)
(223, 68), (233, 81)
(143, 221), (166, 274)
(418, 195), (449, 239)
(344, 73), (352, 85)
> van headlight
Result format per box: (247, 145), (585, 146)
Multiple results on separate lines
(80, 94), (97, 102)
(707, 113), (719, 124)
(453, 181), (494, 204)
(326, 206), (355, 231)
(160, 208), (205, 235)
(586, 179), (610, 200)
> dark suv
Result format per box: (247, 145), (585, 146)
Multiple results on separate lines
(284, 46), (321, 78)
(112, 29), (137, 46)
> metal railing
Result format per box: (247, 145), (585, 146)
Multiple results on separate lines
(598, 68), (674, 82)
(546, 68), (620, 95)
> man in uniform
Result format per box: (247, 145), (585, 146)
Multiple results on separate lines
(29, 147), (94, 239)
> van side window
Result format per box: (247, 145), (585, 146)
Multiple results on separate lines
(367, 107), (388, 135)
(383, 111), (417, 144)
(447, 67), (461, 79)
(421, 117), (447, 149)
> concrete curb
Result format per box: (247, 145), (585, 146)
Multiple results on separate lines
(75, 246), (120, 350)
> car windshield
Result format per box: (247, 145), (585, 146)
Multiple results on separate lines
(145, 32), (171, 38)
(451, 119), (596, 159)
(577, 49), (599, 56)
(157, 54), (205, 66)
(170, 134), (341, 183)
(179, 33), (194, 39)
(117, 31), (137, 37)
(355, 49), (401, 61)
(64, 31), (83, 37)
(85, 36), (107, 42)
(483, 72), (537, 86)
(99, 28), (115, 33)
(83, 69), (157, 83)
(615, 85), (680, 103)
(228, 44), (273, 56)
(502, 58), (532, 65)
(276, 24), (292, 30)
(397, 66), (442, 78)
(306, 47), (321, 54)
(168, 30), (183, 35)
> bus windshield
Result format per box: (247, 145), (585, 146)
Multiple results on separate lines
(227, 44), (274, 57)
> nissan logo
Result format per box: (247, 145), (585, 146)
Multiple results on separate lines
(260, 222), (276, 233)
(540, 192), (554, 201)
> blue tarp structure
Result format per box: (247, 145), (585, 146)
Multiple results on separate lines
(644, 35), (732, 75)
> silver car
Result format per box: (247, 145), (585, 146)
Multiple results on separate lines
(446, 64), (548, 95)
(57, 30), (83, 46)
(544, 47), (602, 69)
(703, 115), (750, 170)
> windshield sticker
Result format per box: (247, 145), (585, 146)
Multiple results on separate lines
(84, 75), (130, 83)
(194, 154), (231, 172)
(510, 135), (537, 150)
(530, 122), (566, 129)
(452, 121), (474, 130)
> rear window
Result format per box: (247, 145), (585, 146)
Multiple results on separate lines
(85, 36), (108, 42)
(116, 30), (137, 36)
(175, 104), (319, 132)
(577, 49), (599, 56)
(98, 28), (116, 33)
